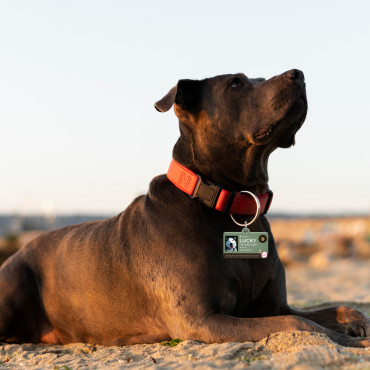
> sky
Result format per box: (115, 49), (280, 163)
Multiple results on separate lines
(0, 0), (369, 216)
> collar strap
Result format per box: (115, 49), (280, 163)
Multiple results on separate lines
(167, 159), (273, 216)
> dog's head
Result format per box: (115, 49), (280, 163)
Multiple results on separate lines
(155, 70), (307, 190)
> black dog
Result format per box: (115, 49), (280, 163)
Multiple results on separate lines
(0, 70), (369, 347)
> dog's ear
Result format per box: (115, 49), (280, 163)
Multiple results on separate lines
(154, 79), (203, 113)
(154, 86), (177, 112)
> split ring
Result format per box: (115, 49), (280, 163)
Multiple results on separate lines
(230, 190), (261, 227)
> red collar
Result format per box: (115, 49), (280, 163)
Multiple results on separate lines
(167, 159), (273, 216)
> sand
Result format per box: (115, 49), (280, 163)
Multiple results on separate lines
(0, 330), (369, 369)
(0, 258), (368, 369)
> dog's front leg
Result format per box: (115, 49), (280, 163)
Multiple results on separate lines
(168, 313), (370, 347)
(287, 306), (370, 338)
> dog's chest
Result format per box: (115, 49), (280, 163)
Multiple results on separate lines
(219, 259), (273, 316)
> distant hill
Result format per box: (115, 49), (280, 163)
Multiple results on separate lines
(0, 214), (112, 237)
(0, 212), (368, 237)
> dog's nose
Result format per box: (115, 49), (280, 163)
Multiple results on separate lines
(284, 69), (305, 82)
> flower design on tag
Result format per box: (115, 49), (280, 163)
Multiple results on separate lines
(261, 252), (267, 258)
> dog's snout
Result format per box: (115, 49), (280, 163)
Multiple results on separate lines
(284, 69), (305, 82)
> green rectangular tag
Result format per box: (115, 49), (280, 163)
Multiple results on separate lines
(223, 230), (268, 259)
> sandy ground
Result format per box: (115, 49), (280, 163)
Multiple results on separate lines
(286, 259), (370, 305)
(0, 259), (369, 369)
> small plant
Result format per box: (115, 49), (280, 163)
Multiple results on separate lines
(240, 355), (266, 363)
(160, 338), (183, 347)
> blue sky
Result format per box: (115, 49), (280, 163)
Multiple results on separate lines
(1, 0), (369, 215)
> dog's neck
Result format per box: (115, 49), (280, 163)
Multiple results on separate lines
(173, 124), (274, 195)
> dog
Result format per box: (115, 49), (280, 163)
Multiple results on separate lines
(226, 238), (237, 252)
(0, 69), (369, 347)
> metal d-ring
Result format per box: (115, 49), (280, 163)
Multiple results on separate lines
(230, 190), (261, 228)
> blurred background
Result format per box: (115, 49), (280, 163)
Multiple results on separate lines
(0, 1), (369, 300)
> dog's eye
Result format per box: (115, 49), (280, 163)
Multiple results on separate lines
(231, 77), (243, 88)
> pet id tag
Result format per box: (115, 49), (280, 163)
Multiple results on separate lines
(223, 190), (269, 259)
(223, 228), (268, 259)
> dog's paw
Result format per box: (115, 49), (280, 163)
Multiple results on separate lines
(343, 336), (370, 348)
(336, 306), (370, 337)
(328, 330), (370, 348)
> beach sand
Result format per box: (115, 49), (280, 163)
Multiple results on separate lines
(0, 258), (368, 369)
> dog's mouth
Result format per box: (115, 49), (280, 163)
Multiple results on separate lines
(253, 96), (307, 146)
(254, 119), (283, 142)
